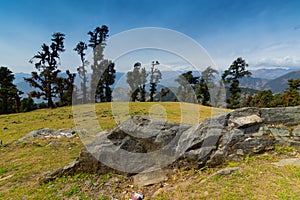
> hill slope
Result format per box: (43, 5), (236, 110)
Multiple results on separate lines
(263, 70), (300, 93)
(239, 70), (300, 93)
(0, 104), (299, 199)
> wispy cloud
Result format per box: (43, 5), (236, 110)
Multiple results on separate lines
(250, 56), (300, 69)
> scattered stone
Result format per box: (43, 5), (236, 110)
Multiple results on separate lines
(133, 169), (170, 186)
(212, 167), (241, 176)
(15, 128), (84, 143)
(200, 167), (241, 183)
(272, 158), (300, 167)
(0, 139), (2, 145)
(203, 191), (209, 197)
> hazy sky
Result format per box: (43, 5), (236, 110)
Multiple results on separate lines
(0, 0), (300, 73)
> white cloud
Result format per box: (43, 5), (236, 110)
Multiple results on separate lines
(250, 56), (300, 69)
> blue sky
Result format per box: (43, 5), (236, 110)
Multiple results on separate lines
(0, 0), (300, 73)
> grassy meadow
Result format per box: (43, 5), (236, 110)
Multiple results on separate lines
(0, 102), (300, 199)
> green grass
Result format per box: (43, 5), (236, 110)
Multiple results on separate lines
(153, 152), (300, 200)
(0, 102), (228, 144)
(1, 102), (299, 199)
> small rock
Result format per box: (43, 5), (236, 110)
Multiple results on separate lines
(236, 149), (244, 156)
(0, 139), (2, 145)
(201, 167), (241, 183)
(203, 191), (209, 197)
(133, 169), (170, 186)
(272, 158), (300, 167)
(229, 115), (262, 128)
(213, 167), (241, 176)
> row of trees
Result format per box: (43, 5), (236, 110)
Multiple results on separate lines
(171, 66), (219, 106)
(1, 35), (299, 114)
(73, 25), (116, 104)
(25, 25), (116, 108)
(173, 57), (300, 109)
(243, 79), (300, 107)
(126, 61), (162, 102)
(25, 33), (75, 108)
(0, 25), (116, 114)
(220, 57), (300, 108)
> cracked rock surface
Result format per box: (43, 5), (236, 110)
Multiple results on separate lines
(41, 106), (300, 183)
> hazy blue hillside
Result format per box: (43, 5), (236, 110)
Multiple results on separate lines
(239, 70), (300, 93)
(249, 68), (294, 79)
(263, 70), (300, 93)
(239, 76), (269, 91)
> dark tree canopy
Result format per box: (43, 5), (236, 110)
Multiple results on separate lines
(222, 57), (251, 108)
(88, 25), (115, 102)
(149, 61), (162, 102)
(0, 66), (22, 114)
(127, 62), (148, 102)
(74, 41), (88, 103)
(281, 79), (300, 106)
(88, 25), (109, 49)
(197, 77), (210, 106)
(55, 70), (76, 106)
(175, 71), (199, 103)
(202, 66), (218, 86)
(25, 32), (65, 108)
(241, 79), (300, 108)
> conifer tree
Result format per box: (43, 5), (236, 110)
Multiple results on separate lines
(25, 32), (65, 108)
(222, 57), (251, 108)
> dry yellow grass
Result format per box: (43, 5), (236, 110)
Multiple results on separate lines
(0, 102), (228, 199)
(0, 102), (229, 144)
(0, 103), (300, 199)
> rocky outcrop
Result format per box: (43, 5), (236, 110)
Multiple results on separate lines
(41, 106), (300, 183)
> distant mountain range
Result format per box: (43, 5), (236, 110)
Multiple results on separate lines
(13, 68), (300, 101)
(239, 70), (300, 93)
(249, 68), (294, 80)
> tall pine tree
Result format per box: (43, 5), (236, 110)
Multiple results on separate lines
(149, 61), (162, 102)
(25, 32), (65, 108)
(222, 57), (251, 108)
(88, 25), (110, 102)
(74, 41), (88, 103)
(175, 71), (199, 103)
(127, 62), (148, 102)
(55, 70), (76, 106)
(0, 66), (22, 114)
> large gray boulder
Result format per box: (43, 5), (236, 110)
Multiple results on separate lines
(41, 106), (300, 183)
